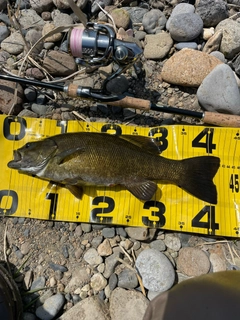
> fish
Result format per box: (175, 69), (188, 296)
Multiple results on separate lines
(7, 132), (220, 203)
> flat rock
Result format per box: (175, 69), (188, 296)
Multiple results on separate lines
(36, 293), (64, 320)
(0, 80), (23, 114)
(97, 239), (112, 256)
(109, 287), (149, 320)
(124, 7), (148, 24)
(135, 249), (175, 292)
(1, 32), (25, 54)
(142, 9), (167, 34)
(111, 8), (130, 29)
(177, 247), (211, 276)
(117, 268), (138, 289)
(161, 48), (222, 87)
(19, 9), (45, 29)
(43, 50), (77, 76)
(169, 12), (203, 42)
(175, 42), (198, 50)
(64, 267), (91, 293)
(202, 29), (223, 54)
(125, 227), (149, 241)
(209, 253), (227, 272)
(197, 64), (240, 114)
(103, 252), (122, 279)
(90, 273), (108, 292)
(215, 18), (240, 59)
(83, 248), (103, 266)
(195, 0), (229, 27)
(58, 296), (109, 320)
(144, 32), (173, 60)
(29, 0), (53, 13)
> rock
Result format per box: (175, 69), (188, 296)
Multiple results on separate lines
(215, 18), (240, 59)
(90, 273), (108, 292)
(20, 241), (31, 255)
(168, 12), (203, 42)
(177, 247), (211, 276)
(161, 48), (222, 87)
(103, 252), (122, 279)
(105, 75), (129, 94)
(0, 80), (23, 115)
(53, 0), (72, 9)
(102, 227), (115, 238)
(125, 227), (149, 241)
(81, 223), (92, 233)
(144, 32), (173, 60)
(18, 109), (38, 117)
(166, 3), (195, 30)
(209, 253), (227, 272)
(58, 296), (109, 320)
(232, 54), (240, 77)
(0, 25), (9, 43)
(19, 9), (45, 29)
(36, 293), (65, 320)
(84, 248), (103, 266)
(195, 0), (229, 27)
(42, 22), (63, 42)
(118, 268), (138, 289)
(109, 273), (118, 291)
(25, 28), (43, 55)
(124, 7), (148, 24)
(210, 51), (226, 63)
(109, 287), (149, 320)
(197, 64), (240, 114)
(29, 0), (53, 13)
(64, 267), (91, 293)
(135, 249), (175, 292)
(31, 276), (46, 291)
(52, 10), (74, 27)
(149, 239), (166, 251)
(24, 87), (37, 102)
(97, 239), (112, 256)
(31, 103), (49, 116)
(142, 9), (167, 34)
(48, 263), (68, 272)
(111, 8), (130, 29)
(164, 233), (181, 251)
(202, 27), (215, 41)
(175, 42), (198, 50)
(202, 29), (223, 54)
(43, 51), (77, 76)
(1, 32), (25, 55)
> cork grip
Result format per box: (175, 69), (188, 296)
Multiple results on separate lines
(67, 83), (79, 97)
(107, 96), (151, 111)
(203, 112), (240, 127)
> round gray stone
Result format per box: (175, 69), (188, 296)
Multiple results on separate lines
(149, 239), (166, 252)
(135, 249), (175, 292)
(142, 9), (167, 34)
(166, 3), (195, 30)
(118, 268), (138, 289)
(83, 248), (103, 266)
(169, 12), (203, 42)
(197, 64), (240, 115)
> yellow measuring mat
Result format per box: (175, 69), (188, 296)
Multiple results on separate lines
(1, 114), (240, 237)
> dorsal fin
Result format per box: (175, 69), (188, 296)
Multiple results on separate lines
(119, 135), (161, 155)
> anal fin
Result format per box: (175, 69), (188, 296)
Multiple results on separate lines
(125, 180), (157, 200)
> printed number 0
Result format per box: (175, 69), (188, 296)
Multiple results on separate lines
(3, 116), (26, 141)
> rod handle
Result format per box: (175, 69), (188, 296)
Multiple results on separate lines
(203, 112), (240, 127)
(107, 96), (151, 111)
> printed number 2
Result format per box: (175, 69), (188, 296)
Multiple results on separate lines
(192, 128), (216, 153)
(192, 206), (219, 235)
(230, 174), (239, 193)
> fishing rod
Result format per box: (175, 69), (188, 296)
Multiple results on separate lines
(1, 73), (240, 127)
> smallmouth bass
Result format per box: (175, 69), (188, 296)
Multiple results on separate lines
(7, 132), (220, 203)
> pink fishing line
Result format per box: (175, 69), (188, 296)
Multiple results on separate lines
(70, 28), (84, 57)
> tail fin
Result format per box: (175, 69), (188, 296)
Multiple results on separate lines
(178, 156), (220, 204)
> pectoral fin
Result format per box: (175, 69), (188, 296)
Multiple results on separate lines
(56, 147), (85, 164)
(125, 180), (157, 200)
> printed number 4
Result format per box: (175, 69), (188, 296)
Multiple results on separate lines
(192, 206), (219, 235)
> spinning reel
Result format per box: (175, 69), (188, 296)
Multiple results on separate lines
(68, 22), (143, 92)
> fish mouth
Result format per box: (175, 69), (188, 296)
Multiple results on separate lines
(7, 150), (23, 169)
